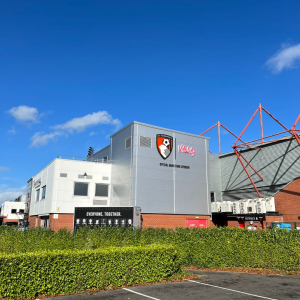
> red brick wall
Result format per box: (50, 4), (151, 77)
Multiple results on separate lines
(3, 219), (19, 224)
(224, 217), (283, 229)
(274, 176), (300, 222)
(49, 214), (74, 232)
(29, 216), (38, 228)
(264, 216), (282, 229)
(142, 213), (211, 228)
(28, 214), (74, 232)
(227, 220), (238, 228)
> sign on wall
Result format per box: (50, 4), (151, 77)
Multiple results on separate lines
(178, 144), (196, 156)
(33, 179), (41, 189)
(156, 134), (173, 159)
(74, 207), (141, 230)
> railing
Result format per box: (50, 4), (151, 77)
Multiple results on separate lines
(266, 222), (300, 230)
(56, 155), (110, 163)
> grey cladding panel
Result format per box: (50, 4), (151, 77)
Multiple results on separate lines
(209, 154), (222, 202)
(133, 123), (210, 215)
(111, 125), (133, 207)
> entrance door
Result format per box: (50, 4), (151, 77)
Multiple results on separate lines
(40, 217), (50, 229)
(186, 219), (208, 228)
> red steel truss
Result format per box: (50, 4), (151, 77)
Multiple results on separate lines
(200, 104), (300, 198)
(200, 121), (248, 155)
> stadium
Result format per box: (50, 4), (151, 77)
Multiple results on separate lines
(25, 104), (300, 231)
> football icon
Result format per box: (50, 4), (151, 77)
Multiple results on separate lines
(163, 139), (170, 147)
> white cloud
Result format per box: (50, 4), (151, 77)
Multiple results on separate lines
(89, 132), (98, 136)
(266, 43), (300, 73)
(30, 111), (121, 148)
(7, 127), (17, 135)
(0, 167), (10, 172)
(30, 131), (63, 148)
(0, 185), (26, 205)
(52, 111), (121, 132)
(7, 105), (40, 123)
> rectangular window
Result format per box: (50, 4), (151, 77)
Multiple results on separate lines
(102, 155), (108, 162)
(36, 189), (40, 201)
(74, 182), (89, 196)
(60, 173), (67, 177)
(11, 209), (17, 214)
(210, 192), (215, 203)
(103, 176), (109, 180)
(19, 209), (24, 213)
(95, 184), (109, 197)
(42, 186), (46, 199)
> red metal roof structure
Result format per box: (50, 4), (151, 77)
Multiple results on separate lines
(200, 104), (300, 198)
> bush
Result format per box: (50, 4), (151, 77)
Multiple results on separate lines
(0, 245), (182, 299)
(0, 227), (74, 254)
(1, 226), (300, 271)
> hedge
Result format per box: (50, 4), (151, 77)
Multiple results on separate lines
(0, 245), (182, 299)
(1, 226), (300, 271)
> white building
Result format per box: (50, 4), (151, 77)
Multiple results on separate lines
(0, 200), (25, 225)
(28, 156), (111, 230)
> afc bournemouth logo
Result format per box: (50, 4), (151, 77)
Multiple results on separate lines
(156, 134), (173, 159)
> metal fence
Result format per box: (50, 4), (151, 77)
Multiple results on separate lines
(266, 222), (300, 230)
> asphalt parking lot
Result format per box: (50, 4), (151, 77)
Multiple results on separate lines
(50, 270), (300, 300)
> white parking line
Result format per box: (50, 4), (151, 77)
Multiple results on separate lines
(188, 280), (277, 300)
(123, 288), (161, 300)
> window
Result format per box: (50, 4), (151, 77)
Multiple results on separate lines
(210, 192), (215, 203)
(42, 186), (46, 199)
(74, 182), (89, 196)
(36, 189), (40, 201)
(19, 209), (24, 213)
(60, 173), (67, 177)
(103, 176), (109, 180)
(95, 184), (109, 197)
(102, 155), (108, 162)
(11, 209), (17, 214)
(125, 137), (131, 149)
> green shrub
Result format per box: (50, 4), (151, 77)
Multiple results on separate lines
(1, 226), (300, 271)
(0, 227), (74, 254)
(0, 245), (182, 299)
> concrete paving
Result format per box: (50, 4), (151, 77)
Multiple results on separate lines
(49, 270), (300, 300)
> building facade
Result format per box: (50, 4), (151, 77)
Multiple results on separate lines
(0, 200), (25, 225)
(27, 122), (212, 230)
(28, 157), (111, 231)
(211, 137), (300, 227)
(26, 122), (300, 231)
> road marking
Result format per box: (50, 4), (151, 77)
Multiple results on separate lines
(123, 288), (161, 300)
(188, 280), (277, 300)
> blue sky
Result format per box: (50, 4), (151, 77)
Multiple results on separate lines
(1, 0), (300, 203)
